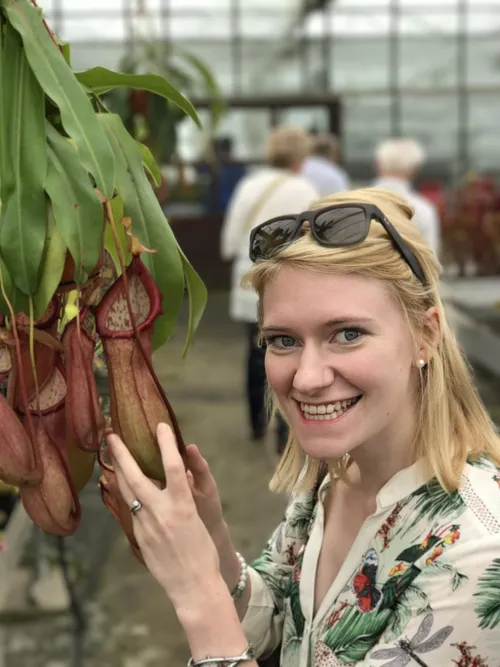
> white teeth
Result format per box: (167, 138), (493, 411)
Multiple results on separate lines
(299, 397), (360, 421)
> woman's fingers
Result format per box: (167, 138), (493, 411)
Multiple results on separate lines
(107, 433), (158, 507)
(186, 444), (216, 492)
(156, 423), (190, 497)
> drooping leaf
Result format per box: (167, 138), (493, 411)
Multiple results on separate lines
(0, 259), (30, 316)
(32, 206), (66, 319)
(74, 67), (200, 128)
(0, 18), (47, 295)
(179, 248), (207, 357)
(98, 113), (185, 349)
(3, 0), (115, 198)
(173, 43), (226, 131)
(146, 96), (179, 164)
(56, 38), (71, 66)
(0, 11), (6, 201)
(138, 142), (161, 187)
(44, 122), (104, 284)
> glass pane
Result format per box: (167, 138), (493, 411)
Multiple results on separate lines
(400, 94), (459, 179)
(342, 95), (392, 178)
(276, 107), (330, 134)
(469, 94), (500, 174)
(399, 0), (457, 4)
(62, 17), (126, 42)
(468, 10), (500, 34)
(39, 0), (54, 12)
(169, 0), (229, 7)
(468, 37), (500, 86)
(70, 42), (126, 70)
(60, 0), (123, 11)
(399, 37), (459, 88)
(240, 10), (297, 38)
(399, 10), (459, 35)
(241, 42), (273, 95)
(331, 39), (390, 91)
(254, 55), (303, 95)
(331, 11), (390, 37)
(170, 10), (231, 40)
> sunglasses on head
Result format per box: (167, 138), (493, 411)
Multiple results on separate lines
(249, 202), (426, 284)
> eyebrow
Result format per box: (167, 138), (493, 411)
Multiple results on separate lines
(261, 317), (377, 334)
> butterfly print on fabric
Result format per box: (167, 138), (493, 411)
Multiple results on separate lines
(352, 548), (382, 613)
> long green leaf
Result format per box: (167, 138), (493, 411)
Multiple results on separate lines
(75, 67), (201, 128)
(179, 248), (207, 357)
(45, 122), (104, 284)
(173, 44), (226, 131)
(0, 9), (6, 201)
(3, 0), (115, 198)
(33, 205), (66, 319)
(0, 259), (29, 316)
(138, 142), (161, 187)
(0, 19), (47, 295)
(98, 113), (185, 349)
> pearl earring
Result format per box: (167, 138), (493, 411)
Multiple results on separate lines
(418, 359), (426, 369)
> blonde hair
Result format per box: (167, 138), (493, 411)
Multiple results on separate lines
(264, 126), (312, 170)
(244, 188), (500, 494)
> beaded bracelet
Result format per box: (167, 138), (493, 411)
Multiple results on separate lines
(187, 643), (256, 667)
(230, 552), (248, 601)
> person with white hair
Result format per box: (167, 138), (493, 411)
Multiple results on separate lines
(373, 138), (440, 256)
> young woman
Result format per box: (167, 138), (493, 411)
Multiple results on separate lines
(109, 188), (500, 667)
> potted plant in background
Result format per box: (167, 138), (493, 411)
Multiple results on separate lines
(104, 22), (226, 206)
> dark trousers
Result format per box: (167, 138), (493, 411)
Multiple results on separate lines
(246, 323), (289, 452)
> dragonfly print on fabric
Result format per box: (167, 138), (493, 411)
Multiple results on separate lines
(370, 613), (453, 667)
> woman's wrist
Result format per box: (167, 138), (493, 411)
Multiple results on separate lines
(210, 519), (231, 551)
(174, 575), (250, 661)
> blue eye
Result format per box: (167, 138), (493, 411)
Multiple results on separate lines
(266, 335), (296, 349)
(335, 328), (363, 344)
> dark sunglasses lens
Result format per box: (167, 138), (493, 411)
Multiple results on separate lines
(314, 207), (369, 246)
(251, 218), (297, 259)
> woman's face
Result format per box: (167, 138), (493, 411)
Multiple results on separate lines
(262, 267), (422, 463)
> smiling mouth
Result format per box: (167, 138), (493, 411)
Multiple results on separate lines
(298, 396), (362, 421)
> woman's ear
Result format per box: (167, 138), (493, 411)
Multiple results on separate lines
(419, 306), (441, 362)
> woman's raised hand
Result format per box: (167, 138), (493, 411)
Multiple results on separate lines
(107, 423), (223, 609)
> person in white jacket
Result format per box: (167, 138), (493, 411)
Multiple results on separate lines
(220, 126), (319, 451)
(372, 138), (441, 257)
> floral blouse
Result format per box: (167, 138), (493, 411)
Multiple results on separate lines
(241, 456), (500, 666)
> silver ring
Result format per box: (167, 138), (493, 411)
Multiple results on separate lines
(130, 499), (142, 515)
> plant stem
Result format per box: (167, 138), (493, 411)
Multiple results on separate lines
(30, 0), (62, 52)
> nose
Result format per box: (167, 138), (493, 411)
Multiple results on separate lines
(292, 343), (334, 396)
